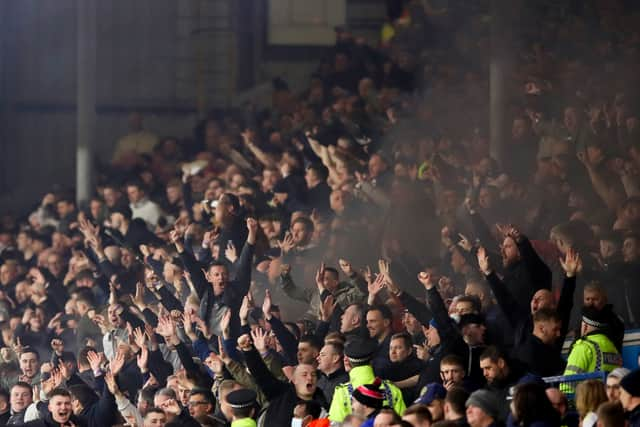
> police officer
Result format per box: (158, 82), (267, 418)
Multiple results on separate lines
(328, 337), (405, 422)
(563, 306), (622, 377)
(226, 389), (258, 427)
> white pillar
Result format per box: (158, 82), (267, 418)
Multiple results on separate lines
(76, 0), (96, 206)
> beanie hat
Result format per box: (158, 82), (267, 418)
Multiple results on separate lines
(466, 390), (502, 421)
(581, 306), (609, 329)
(352, 379), (385, 410)
(609, 367), (630, 379)
(620, 368), (640, 397)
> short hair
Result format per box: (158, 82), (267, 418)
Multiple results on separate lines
(218, 380), (240, 399)
(11, 381), (33, 394)
(291, 216), (314, 233)
(145, 407), (166, 419)
(296, 399), (322, 419)
(49, 388), (72, 400)
(231, 404), (254, 419)
(0, 388), (8, 402)
(138, 387), (157, 404)
(78, 346), (97, 367)
(19, 347), (39, 361)
(532, 308), (561, 323)
(189, 389), (215, 405)
(403, 404), (433, 423)
(323, 267), (339, 280)
(390, 332), (412, 350)
(368, 304), (393, 321)
(306, 163), (329, 181)
(155, 387), (177, 401)
(299, 335), (323, 351)
(440, 354), (465, 370)
(480, 346), (506, 364)
(584, 281), (607, 296)
(455, 295), (481, 313)
(324, 341), (344, 358)
(68, 384), (99, 409)
(324, 332), (346, 345)
(596, 401), (626, 427)
(444, 387), (469, 415)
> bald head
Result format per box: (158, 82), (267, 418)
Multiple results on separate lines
(531, 289), (554, 313)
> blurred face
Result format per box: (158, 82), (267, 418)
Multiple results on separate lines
(480, 358), (505, 385)
(19, 352), (39, 378)
(606, 376), (623, 402)
(317, 345), (340, 373)
(619, 388), (634, 411)
(373, 412), (395, 427)
(531, 289), (554, 313)
(187, 393), (212, 417)
(15, 282), (31, 304)
(144, 411), (167, 427)
(535, 319), (561, 345)
(207, 265), (228, 296)
(322, 270), (339, 292)
(0, 263), (17, 285)
(564, 107), (578, 132)
(426, 325), (440, 347)
(455, 301), (475, 315)
(512, 118), (528, 139)
(478, 187), (494, 209)
(368, 155), (386, 178)
(330, 190), (346, 213)
(166, 186), (181, 204)
(108, 304), (124, 327)
(501, 237), (520, 267)
(583, 289), (606, 310)
(427, 400), (444, 421)
(127, 185), (144, 203)
(214, 195), (234, 224)
(600, 240), (618, 260)
(57, 201), (74, 218)
(297, 342), (319, 365)
(389, 338), (411, 363)
(10, 385), (32, 412)
(49, 394), (72, 423)
(466, 405), (492, 427)
(291, 222), (311, 246)
(440, 363), (465, 386)
(305, 168), (320, 188)
(450, 249), (467, 273)
(546, 388), (567, 416)
(293, 364), (317, 399)
(341, 305), (360, 333)
(622, 237), (639, 262)
(366, 310), (389, 340)
(402, 311), (420, 334)
(47, 254), (64, 277)
(462, 323), (486, 346)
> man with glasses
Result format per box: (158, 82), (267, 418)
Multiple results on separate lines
(187, 389), (215, 418)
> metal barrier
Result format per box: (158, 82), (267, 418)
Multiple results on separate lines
(543, 372), (607, 400)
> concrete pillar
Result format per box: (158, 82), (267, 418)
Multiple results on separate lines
(489, 0), (508, 164)
(76, 0), (97, 206)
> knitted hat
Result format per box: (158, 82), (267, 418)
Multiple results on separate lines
(458, 313), (485, 328)
(352, 380), (385, 410)
(620, 369), (640, 397)
(466, 390), (501, 421)
(581, 306), (609, 329)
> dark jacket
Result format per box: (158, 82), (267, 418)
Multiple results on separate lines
(243, 347), (327, 427)
(317, 368), (349, 403)
(22, 413), (88, 427)
(76, 380), (118, 427)
(629, 404), (640, 427)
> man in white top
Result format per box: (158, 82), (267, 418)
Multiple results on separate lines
(127, 181), (164, 229)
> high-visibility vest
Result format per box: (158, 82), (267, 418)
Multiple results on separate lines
(563, 332), (622, 376)
(328, 365), (406, 422)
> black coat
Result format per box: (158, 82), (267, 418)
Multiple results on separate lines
(22, 413), (88, 427)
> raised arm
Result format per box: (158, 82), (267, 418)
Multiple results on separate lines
(557, 249), (581, 341)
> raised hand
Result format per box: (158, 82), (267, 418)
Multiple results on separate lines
(132, 327), (147, 349)
(225, 241), (238, 264)
(457, 233), (473, 252)
(218, 335), (230, 364)
(160, 399), (181, 416)
(104, 370), (120, 395)
(315, 263), (326, 293)
(477, 246), (491, 275)
(86, 351), (103, 373)
(560, 248), (582, 278)
(137, 345), (149, 372)
(220, 308), (231, 338)
(262, 290), (273, 320)
(110, 350), (126, 376)
(156, 315), (177, 339)
(133, 282), (146, 311)
(205, 351), (224, 375)
(239, 294), (253, 323)
(418, 271), (434, 290)
(278, 232), (295, 255)
(246, 217), (258, 245)
(250, 328), (268, 353)
(319, 295), (337, 322)
(378, 259), (391, 283)
(367, 274), (386, 305)
(441, 226), (454, 247)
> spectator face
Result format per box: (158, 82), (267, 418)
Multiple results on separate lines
(317, 345), (340, 373)
(466, 405), (493, 427)
(546, 388), (567, 416)
(127, 185), (144, 204)
(440, 363), (465, 386)
(455, 300), (475, 315)
(0, 263), (17, 285)
(622, 236), (639, 262)
(530, 289), (554, 313)
(330, 190), (346, 213)
(187, 393), (212, 417)
(108, 304), (124, 327)
(427, 399), (444, 421)
(426, 325), (440, 347)
(322, 270), (339, 292)
(373, 412), (395, 427)
(340, 305), (360, 333)
(47, 253), (64, 277)
(297, 342), (319, 365)
(56, 201), (74, 218)
(366, 310), (389, 340)
(501, 237), (520, 267)
(14, 281), (31, 304)
(535, 319), (561, 345)
(478, 187), (494, 209)
(177, 385), (190, 406)
(206, 265), (228, 296)
(291, 222), (311, 246)
(90, 199), (103, 219)
(49, 394), (72, 424)
(102, 187), (120, 208)
(402, 311), (420, 335)
(600, 239), (619, 260)
(166, 185), (182, 204)
(450, 249), (467, 273)
(368, 154), (386, 179)
(389, 337), (411, 363)
(480, 357), (506, 385)
(583, 289), (606, 310)
(293, 364), (317, 399)
(19, 352), (39, 378)
(564, 107), (579, 132)
(606, 376), (623, 402)
(10, 385), (32, 412)
(462, 323), (486, 345)
(619, 388), (633, 411)
(16, 232), (31, 252)
(144, 410), (167, 427)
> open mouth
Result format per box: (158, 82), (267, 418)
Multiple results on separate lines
(305, 383), (314, 392)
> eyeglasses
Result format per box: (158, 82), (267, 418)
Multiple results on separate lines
(187, 401), (208, 407)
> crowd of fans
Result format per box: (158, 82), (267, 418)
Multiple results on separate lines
(1, 0), (640, 426)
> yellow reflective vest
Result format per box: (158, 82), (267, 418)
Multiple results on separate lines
(563, 332), (622, 376)
(328, 365), (406, 422)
